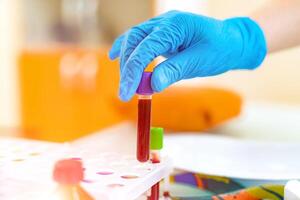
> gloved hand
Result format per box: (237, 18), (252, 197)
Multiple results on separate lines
(109, 10), (267, 101)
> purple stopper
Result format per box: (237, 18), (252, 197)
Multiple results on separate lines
(136, 72), (154, 95)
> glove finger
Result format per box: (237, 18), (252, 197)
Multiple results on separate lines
(109, 34), (125, 60)
(119, 16), (166, 72)
(109, 16), (160, 61)
(119, 27), (184, 101)
(120, 25), (151, 73)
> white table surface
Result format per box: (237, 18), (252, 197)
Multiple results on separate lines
(78, 101), (300, 180)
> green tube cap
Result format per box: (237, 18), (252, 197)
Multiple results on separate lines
(150, 127), (164, 150)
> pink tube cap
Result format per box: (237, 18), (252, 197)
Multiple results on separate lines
(53, 159), (84, 185)
(136, 72), (154, 95)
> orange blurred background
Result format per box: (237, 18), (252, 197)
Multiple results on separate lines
(19, 48), (125, 141)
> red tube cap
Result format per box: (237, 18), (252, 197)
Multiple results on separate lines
(53, 159), (84, 185)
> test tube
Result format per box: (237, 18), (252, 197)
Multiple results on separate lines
(136, 72), (154, 162)
(149, 127), (164, 200)
(150, 127), (163, 163)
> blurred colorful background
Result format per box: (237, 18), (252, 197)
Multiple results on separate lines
(0, 0), (299, 142)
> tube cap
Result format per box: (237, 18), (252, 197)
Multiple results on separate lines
(53, 159), (84, 185)
(136, 72), (154, 95)
(150, 127), (164, 150)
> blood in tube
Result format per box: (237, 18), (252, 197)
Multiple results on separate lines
(136, 72), (153, 162)
(149, 127), (164, 200)
(137, 97), (152, 162)
(150, 182), (159, 200)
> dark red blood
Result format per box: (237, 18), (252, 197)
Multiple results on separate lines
(149, 152), (160, 199)
(163, 191), (170, 197)
(137, 98), (151, 162)
(151, 159), (160, 163)
(150, 152), (160, 164)
(150, 182), (160, 200)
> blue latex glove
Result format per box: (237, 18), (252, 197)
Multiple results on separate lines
(109, 10), (267, 101)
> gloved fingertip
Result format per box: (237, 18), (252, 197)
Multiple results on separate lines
(109, 34), (125, 60)
(119, 93), (131, 102)
(108, 49), (119, 60)
(119, 88), (131, 102)
(119, 79), (136, 102)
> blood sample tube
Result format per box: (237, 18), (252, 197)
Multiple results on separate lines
(136, 72), (153, 162)
(150, 127), (163, 163)
(149, 127), (164, 200)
